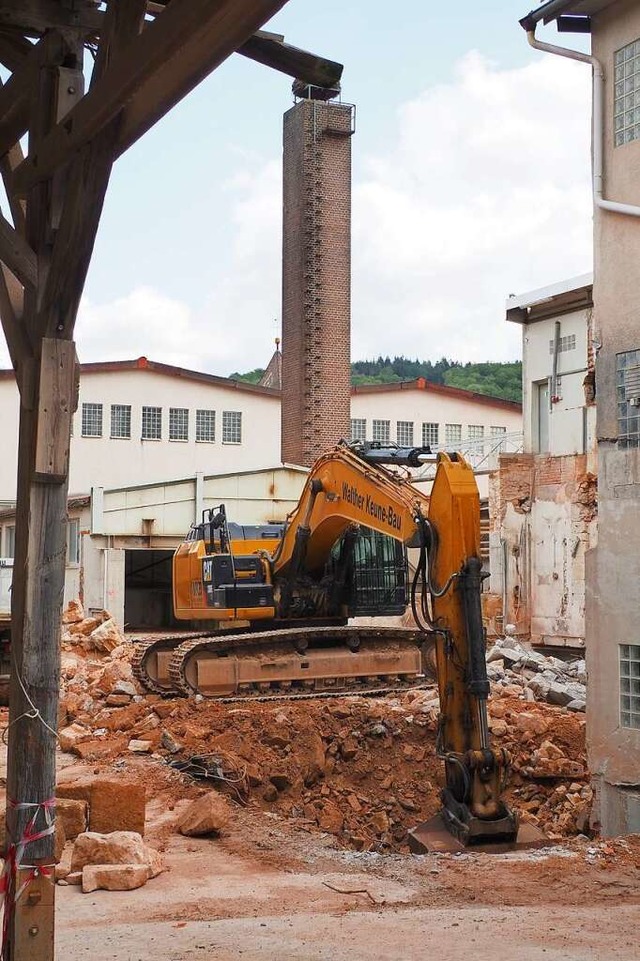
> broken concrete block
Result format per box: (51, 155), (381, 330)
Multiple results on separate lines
(113, 680), (137, 697)
(58, 723), (90, 752)
(56, 798), (88, 841)
(178, 793), (231, 837)
(87, 618), (123, 654)
(566, 699), (587, 712)
(62, 600), (85, 624)
(128, 739), (152, 753)
(82, 863), (149, 893)
(545, 682), (574, 707)
(89, 780), (146, 836)
(70, 831), (163, 878)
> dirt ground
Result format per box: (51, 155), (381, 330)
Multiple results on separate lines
(48, 685), (640, 961)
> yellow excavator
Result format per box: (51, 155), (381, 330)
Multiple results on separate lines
(133, 440), (521, 846)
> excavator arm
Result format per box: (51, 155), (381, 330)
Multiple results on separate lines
(272, 441), (518, 845)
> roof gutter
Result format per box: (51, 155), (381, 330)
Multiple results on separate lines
(522, 21), (640, 218)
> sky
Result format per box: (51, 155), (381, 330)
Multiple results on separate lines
(8, 1), (596, 375)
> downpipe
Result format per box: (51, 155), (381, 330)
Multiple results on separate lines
(526, 28), (640, 218)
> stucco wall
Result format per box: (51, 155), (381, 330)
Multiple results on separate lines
(588, 0), (640, 833)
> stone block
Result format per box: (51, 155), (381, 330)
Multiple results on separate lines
(70, 831), (163, 878)
(56, 798), (88, 841)
(82, 863), (149, 893)
(178, 793), (231, 837)
(89, 780), (146, 836)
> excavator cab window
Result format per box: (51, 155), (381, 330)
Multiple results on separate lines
(332, 527), (407, 617)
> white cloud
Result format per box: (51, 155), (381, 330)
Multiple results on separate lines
(352, 51), (593, 362)
(0, 52), (593, 374)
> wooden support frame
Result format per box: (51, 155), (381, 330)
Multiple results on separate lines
(13, 0), (289, 192)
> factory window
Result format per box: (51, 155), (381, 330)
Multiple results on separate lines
(445, 423), (462, 446)
(67, 519), (80, 566)
(222, 411), (242, 444)
(422, 422), (439, 447)
(616, 350), (640, 448)
(396, 421), (414, 446)
(620, 644), (640, 729)
(468, 424), (484, 442)
(81, 403), (103, 438)
(548, 334), (576, 354)
(196, 409), (215, 443)
(614, 39), (640, 147)
(110, 404), (131, 439)
(3, 525), (15, 559)
(350, 418), (366, 442)
(169, 407), (189, 441)
(490, 425), (507, 452)
(141, 406), (162, 440)
(372, 419), (390, 444)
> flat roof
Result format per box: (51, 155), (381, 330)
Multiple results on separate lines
(506, 273), (593, 324)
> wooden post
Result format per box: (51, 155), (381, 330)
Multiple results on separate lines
(4, 38), (80, 961)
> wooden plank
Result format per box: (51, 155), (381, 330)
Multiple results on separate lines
(0, 0), (103, 34)
(0, 211), (37, 288)
(12, 0), (290, 192)
(0, 263), (30, 371)
(238, 34), (343, 88)
(34, 339), (76, 482)
(91, 0), (147, 89)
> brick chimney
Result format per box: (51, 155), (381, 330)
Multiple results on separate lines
(281, 97), (354, 466)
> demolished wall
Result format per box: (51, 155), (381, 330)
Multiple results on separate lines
(489, 453), (597, 648)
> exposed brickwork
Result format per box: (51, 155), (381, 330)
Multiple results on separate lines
(281, 99), (353, 466)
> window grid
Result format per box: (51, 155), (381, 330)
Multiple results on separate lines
(445, 423), (462, 446)
(222, 410), (242, 444)
(4, 525), (15, 559)
(396, 420), (414, 446)
(141, 406), (162, 440)
(422, 422), (439, 447)
(614, 39), (640, 147)
(548, 334), (576, 354)
(620, 644), (640, 729)
(196, 409), (215, 443)
(81, 403), (103, 438)
(617, 350), (640, 448)
(110, 404), (131, 439)
(169, 407), (189, 441)
(468, 425), (485, 442)
(490, 426), (507, 436)
(372, 419), (390, 444)
(350, 418), (366, 442)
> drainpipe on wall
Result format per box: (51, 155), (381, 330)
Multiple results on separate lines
(551, 320), (561, 405)
(525, 26), (640, 218)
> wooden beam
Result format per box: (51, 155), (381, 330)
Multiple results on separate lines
(0, 0), (103, 34)
(0, 211), (37, 288)
(91, 0), (147, 89)
(238, 34), (343, 88)
(13, 0), (290, 192)
(0, 144), (27, 237)
(0, 263), (30, 373)
(0, 29), (33, 73)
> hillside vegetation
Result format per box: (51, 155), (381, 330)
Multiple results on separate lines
(230, 356), (522, 404)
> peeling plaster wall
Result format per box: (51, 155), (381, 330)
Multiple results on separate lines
(489, 454), (597, 647)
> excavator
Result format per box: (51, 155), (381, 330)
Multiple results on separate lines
(133, 440), (522, 847)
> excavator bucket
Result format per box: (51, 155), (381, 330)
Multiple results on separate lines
(408, 814), (547, 855)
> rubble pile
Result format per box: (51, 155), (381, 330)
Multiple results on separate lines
(57, 830), (164, 893)
(487, 636), (587, 712)
(56, 603), (592, 854)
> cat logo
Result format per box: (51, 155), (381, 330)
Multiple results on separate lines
(202, 559), (213, 583)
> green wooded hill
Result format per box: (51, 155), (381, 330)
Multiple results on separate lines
(230, 356), (522, 404)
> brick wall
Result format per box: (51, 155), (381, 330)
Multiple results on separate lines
(281, 99), (353, 466)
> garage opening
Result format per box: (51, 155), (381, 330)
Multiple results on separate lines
(124, 549), (178, 630)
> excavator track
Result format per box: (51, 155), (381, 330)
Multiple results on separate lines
(166, 626), (435, 699)
(131, 632), (214, 695)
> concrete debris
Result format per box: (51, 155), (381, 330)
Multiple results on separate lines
(487, 637), (587, 712)
(82, 863), (150, 893)
(70, 831), (164, 882)
(177, 792), (231, 837)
